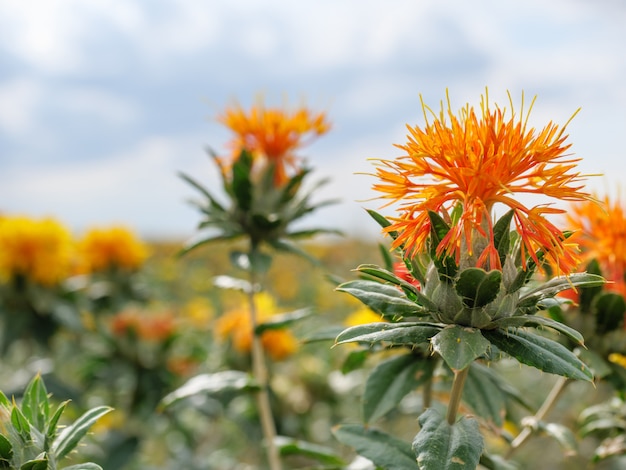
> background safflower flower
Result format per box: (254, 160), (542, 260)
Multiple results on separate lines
(79, 226), (149, 273)
(372, 91), (591, 274)
(0, 215), (73, 285)
(218, 97), (331, 186)
(214, 292), (299, 361)
(566, 192), (626, 296)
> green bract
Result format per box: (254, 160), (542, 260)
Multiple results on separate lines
(180, 149), (340, 257)
(334, 210), (605, 469)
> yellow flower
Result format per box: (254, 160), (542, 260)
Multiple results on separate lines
(344, 307), (384, 327)
(218, 97), (331, 186)
(181, 297), (213, 328)
(214, 292), (298, 361)
(0, 216), (73, 285)
(566, 192), (626, 296)
(79, 226), (148, 272)
(372, 90), (591, 274)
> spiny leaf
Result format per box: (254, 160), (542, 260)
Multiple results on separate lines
(483, 328), (593, 382)
(336, 280), (428, 318)
(431, 326), (490, 371)
(335, 322), (442, 347)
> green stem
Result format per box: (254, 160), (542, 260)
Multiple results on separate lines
(506, 376), (570, 458)
(446, 367), (470, 425)
(247, 246), (282, 470)
(422, 377), (433, 411)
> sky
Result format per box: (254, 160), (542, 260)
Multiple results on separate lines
(1, 0), (626, 242)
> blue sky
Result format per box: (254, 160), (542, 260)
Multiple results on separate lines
(1, 0), (625, 241)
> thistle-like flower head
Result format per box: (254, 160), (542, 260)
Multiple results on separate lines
(372, 90), (591, 274)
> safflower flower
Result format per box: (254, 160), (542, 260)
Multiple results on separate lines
(372, 90), (591, 274)
(214, 292), (298, 361)
(566, 192), (626, 297)
(79, 226), (148, 273)
(0, 215), (73, 285)
(218, 97), (331, 186)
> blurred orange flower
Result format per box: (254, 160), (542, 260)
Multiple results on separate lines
(218, 97), (331, 185)
(566, 193), (626, 296)
(372, 91), (591, 274)
(110, 307), (177, 342)
(214, 292), (298, 361)
(0, 216), (73, 285)
(79, 226), (148, 272)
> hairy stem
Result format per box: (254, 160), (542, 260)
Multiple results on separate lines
(507, 376), (571, 458)
(446, 367), (470, 425)
(248, 250), (282, 470)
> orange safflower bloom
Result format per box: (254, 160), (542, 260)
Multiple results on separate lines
(566, 193), (626, 296)
(0, 216), (73, 285)
(214, 292), (298, 361)
(218, 97), (331, 186)
(110, 307), (177, 342)
(372, 91), (591, 273)
(79, 226), (148, 273)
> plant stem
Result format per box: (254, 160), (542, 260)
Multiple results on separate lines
(446, 367), (470, 425)
(247, 248), (282, 470)
(506, 376), (570, 458)
(422, 377), (432, 410)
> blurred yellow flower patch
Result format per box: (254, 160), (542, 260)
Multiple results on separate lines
(214, 292), (298, 361)
(0, 215), (73, 285)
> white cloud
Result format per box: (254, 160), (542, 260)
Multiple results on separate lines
(59, 88), (140, 126)
(0, 78), (43, 135)
(1, 133), (214, 238)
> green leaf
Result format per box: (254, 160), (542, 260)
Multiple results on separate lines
(341, 349), (370, 374)
(51, 406), (113, 459)
(20, 459), (47, 470)
(179, 232), (242, 255)
(482, 328), (593, 381)
(455, 268), (502, 309)
(160, 371), (259, 408)
(46, 400), (70, 444)
(431, 326), (490, 371)
(492, 210), (514, 269)
(267, 238), (322, 266)
(178, 171), (226, 212)
(275, 436), (346, 465)
(428, 211), (458, 282)
(336, 280), (428, 318)
(489, 315), (585, 346)
(366, 209), (397, 238)
(378, 243), (395, 272)
(413, 408), (483, 470)
(335, 322), (442, 347)
(517, 273), (605, 307)
(231, 150), (253, 211)
(11, 405), (31, 440)
(594, 292), (626, 334)
(0, 434), (13, 462)
(579, 259), (603, 313)
(479, 453), (520, 470)
(332, 424), (417, 470)
(354, 265), (438, 311)
(22, 375), (49, 431)
(63, 464), (104, 470)
(255, 308), (312, 334)
(363, 354), (436, 423)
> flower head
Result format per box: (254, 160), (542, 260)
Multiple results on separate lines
(0, 216), (73, 285)
(79, 226), (148, 273)
(110, 307), (177, 342)
(566, 192), (626, 296)
(372, 90), (591, 274)
(218, 97), (330, 186)
(214, 292), (298, 361)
